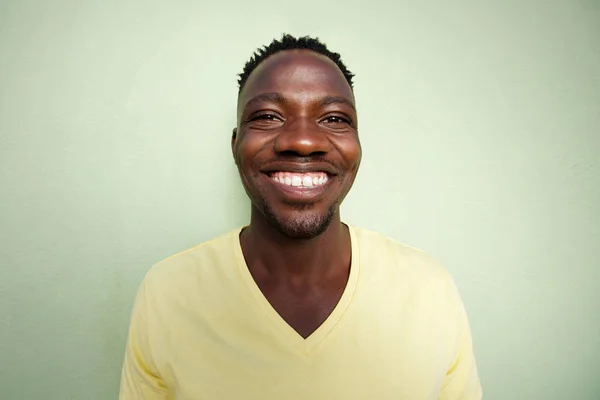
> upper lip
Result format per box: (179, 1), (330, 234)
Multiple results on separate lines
(260, 162), (338, 176)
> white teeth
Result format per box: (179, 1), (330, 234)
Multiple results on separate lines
(271, 173), (329, 187)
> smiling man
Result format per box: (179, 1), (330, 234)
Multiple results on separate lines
(120, 34), (482, 400)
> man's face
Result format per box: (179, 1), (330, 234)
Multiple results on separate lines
(232, 50), (361, 239)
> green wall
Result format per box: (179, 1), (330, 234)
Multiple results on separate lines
(1, 1), (599, 399)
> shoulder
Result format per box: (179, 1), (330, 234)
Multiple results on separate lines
(351, 225), (466, 319)
(142, 227), (242, 294)
(352, 226), (449, 274)
(350, 225), (456, 291)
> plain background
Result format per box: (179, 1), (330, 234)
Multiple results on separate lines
(1, 1), (599, 399)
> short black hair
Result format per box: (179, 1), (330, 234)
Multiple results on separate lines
(237, 34), (354, 93)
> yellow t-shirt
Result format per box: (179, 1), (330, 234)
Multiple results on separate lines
(120, 226), (482, 399)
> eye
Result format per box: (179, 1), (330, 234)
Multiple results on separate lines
(250, 113), (281, 122)
(245, 112), (284, 130)
(322, 115), (351, 125)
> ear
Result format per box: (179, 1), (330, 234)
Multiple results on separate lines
(231, 128), (238, 164)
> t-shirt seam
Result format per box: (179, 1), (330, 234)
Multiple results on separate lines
(155, 227), (243, 266)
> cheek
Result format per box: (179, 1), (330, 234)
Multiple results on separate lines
(339, 136), (362, 172)
(234, 133), (271, 175)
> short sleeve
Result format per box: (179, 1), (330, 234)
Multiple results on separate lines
(438, 279), (483, 400)
(119, 280), (172, 400)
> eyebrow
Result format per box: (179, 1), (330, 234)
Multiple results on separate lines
(243, 92), (356, 111)
(243, 92), (288, 110)
(318, 95), (356, 111)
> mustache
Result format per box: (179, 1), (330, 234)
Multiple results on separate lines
(255, 154), (345, 174)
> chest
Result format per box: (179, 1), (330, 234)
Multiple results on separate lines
(163, 295), (452, 400)
(258, 278), (347, 339)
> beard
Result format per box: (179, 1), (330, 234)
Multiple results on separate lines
(241, 160), (346, 239)
(259, 199), (338, 239)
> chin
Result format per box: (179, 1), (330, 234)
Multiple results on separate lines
(262, 203), (337, 239)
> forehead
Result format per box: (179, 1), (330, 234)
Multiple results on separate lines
(239, 50), (354, 109)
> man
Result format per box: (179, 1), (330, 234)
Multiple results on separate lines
(120, 34), (482, 399)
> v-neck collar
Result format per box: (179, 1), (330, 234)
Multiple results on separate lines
(232, 224), (360, 356)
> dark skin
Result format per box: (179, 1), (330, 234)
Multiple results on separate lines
(232, 50), (361, 338)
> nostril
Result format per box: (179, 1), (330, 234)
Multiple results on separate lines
(277, 150), (327, 158)
(273, 128), (330, 156)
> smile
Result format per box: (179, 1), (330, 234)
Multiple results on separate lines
(268, 171), (329, 188)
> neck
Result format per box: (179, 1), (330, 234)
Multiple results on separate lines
(240, 208), (351, 281)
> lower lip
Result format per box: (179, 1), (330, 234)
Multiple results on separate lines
(263, 174), (332, 200)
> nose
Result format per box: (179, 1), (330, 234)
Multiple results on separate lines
(273, 118), (330, 156)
